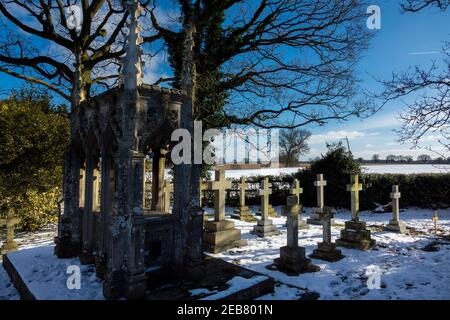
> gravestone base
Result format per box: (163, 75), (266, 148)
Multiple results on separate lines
(252, 219), (280, 237)
(310, 242), (344, 262)
(146, 256), (275, 300)
(273, 246), (320, 276)
(385, 220), (408, 234)
(80, 249), (96, 265)
(230, 206), (256, 222)
(203, 220), (247, 254)
(1, 241), (18, 255)
(336, 220), (376, 251)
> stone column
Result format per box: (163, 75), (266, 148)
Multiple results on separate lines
(93, 167), (100, 212)
(151, 149), (166, 211)
(80, 153), (96, 264)
(103, 151), (146, 300)
(95, 148), (114, 279)
(385, 185), (407, 233)
(274, 196), (319, 275)
(55, 147), (83, 258)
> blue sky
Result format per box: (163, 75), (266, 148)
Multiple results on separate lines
(0, 0), (449, 160)
(304, 0), (450, 160)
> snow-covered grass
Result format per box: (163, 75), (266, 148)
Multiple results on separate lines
(1, 207), (449, 300)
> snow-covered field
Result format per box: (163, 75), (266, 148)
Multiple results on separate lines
(1, 207), (449, 300)
(216, 164), (450, 179)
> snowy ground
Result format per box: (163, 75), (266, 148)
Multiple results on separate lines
(208, 206), (450, 300)
(216, 164), (450, 179)
(1, 207), (449, 300)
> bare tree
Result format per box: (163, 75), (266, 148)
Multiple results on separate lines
(0, 0), (152, 107)
(145, 0), (375, 130)
(374, 1), (450, 156)
(279, 128), (311, 166)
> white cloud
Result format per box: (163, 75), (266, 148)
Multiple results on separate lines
(310, 130), (368, 145)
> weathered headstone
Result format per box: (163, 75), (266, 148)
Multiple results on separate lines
(336, 175), (376, 251)
(307, 174), (333, 225)
(385, 185), (407, 233)
(204, 170), (247, 253)
(252, 178), (280, 237)
(162, 180), (173, 213)
(274, 196), (319, 275)
(232, 177), (256, 222)
(0, 208), (21, 254)
(310, 207), (344, 262)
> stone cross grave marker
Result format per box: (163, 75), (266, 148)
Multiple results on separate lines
(346, 174), (362, 221)
(336, 175), (376, 251)
(290, 179), (303, 204)
(385, 185), (407, 233)
(310, 207), (344, 262)
(433, 210), (439, 236)
(285, 179), (308, 229)
(273, 195), (319, 275)
(207, 170), (232, 221)
(252, 177), (279, 237)
(0, 208), (21, 253)
(238, 177), (248, 208)
(259, 177), (272, 221)
(315, 174), (327, 209)
(307, 174), (328, 225)
(204, 170), (246, 253)
(232, 177), (255, 222)
(162, 180), (173, 213)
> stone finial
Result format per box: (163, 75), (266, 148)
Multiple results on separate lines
(121, 0), (145, 90)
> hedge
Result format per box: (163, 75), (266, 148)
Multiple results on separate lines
(209, 171), (450, 210)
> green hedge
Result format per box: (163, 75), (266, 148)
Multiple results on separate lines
(215, 171), (450, 210)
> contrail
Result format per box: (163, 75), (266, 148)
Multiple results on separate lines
(407, 51), (441, 55)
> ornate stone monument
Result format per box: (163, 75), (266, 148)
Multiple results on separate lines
(231, 177), (256, 222)
(54, 1), (188, 299)
(0, 209), (21, 254)
(336, 175), (376, 251)
(51, 0), (274, 300)
(252, 178), (280, 237)
(310, 207), (344, 262)
(203, 170), (247, 253)
(307, 174), (333, 225)
(385, 185), (407, 233)
(274, 196), (319, 275)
